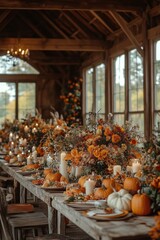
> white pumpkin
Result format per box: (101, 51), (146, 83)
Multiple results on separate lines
(107, 189), (132, 211)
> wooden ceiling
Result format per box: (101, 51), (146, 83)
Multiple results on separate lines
(0, 0), (159, 74)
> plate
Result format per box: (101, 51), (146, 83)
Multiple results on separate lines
(82, 209), (129, 220)
(40, 186), (66, 191)
(66, 201), (95, 208)
(16, 170), (37, 176)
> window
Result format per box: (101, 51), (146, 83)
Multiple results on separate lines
(113, 54), (125, 125)
(84, 63), (105, 121)
(128, 49), (144, 131)
(0, 82), (36, 125)
(0, 82), (16, 124)
(154, 40), (160, 126)
(96, 64), (105, 118)
(113, 49), (144, 131)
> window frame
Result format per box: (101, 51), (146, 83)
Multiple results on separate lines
(0, 77), (37, 121)
(83, 62), (106, 123)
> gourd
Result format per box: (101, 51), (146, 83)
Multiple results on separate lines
(123, 177), (140, 194)
(102, 178), (122, 191)
(45, 172), (62, 182)
(78, 175), (89, 187)
(94, 186), (113, 199)
(107, 189), (132, 211)
(131, 193), (152, 216)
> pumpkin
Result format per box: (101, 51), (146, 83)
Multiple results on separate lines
(107, 189), (132, 211)
(94, 186), (113, 199)
(102, 178), (122, 191)
(43, 168), (52, 176)
(123, 177), (140, 194)
(60, 175), (69, 183)
(78, 175), (89, 187)
(102, 178), (115, 188)
(45, 172), (62, 182)
(131, 193), (152, 216)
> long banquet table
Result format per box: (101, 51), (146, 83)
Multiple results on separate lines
(0, 160), (155, 240)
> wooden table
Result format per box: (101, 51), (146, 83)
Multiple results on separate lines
(0, 160), (62, 234)
(0, 160), (155, 240)
(52, 195), (155, 240)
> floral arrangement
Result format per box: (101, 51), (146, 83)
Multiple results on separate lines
(64, 113), (143, 175)
(60, 77), (82, 126)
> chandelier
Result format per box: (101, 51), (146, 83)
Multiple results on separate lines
(7, 47), (30, 60)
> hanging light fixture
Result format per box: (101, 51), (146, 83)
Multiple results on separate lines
(7, 47), (30, 60)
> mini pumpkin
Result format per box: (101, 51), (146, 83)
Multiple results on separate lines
(78, 175), (89, 187)
(102, 178), (122, 191)
(123, 177), (140, 194)
(131, 193), (152, 216)
(107, 189), (132, 211)
(94, 186), (113, 199)
(45, 172), (62, 182)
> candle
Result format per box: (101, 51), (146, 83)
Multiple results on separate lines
(32, 150), (37, 161)
(24, 125), (29, 133)
(59, 151), (68, 179)
(126, 165), (132, 172)
(46, 154), (53, 167)
(27, 155), (32, 165)
(17, 154), (22, 162)
(75, 166), (83, 178)
(70, 166), (76, 177)
(113, 165), (121, 175)
(19, 138), (23, 145)
(11, 141), (14, 148)
(32, 146), (36, 152)
(9, 132), (13, 141)
(85, 179), (96, 195)
(132, 160), (141, 173)
(23, 138), (27, 146)
(32, 127), (37, 133)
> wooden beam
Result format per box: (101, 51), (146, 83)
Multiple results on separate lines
(0, 0), (146, 11)
(30, 57), (81, 65)
(90, 11), (114, 33)
(0, 38), (108, 51)
(108, 10), (144, 56)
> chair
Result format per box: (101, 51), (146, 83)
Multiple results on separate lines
(0, 188), (49, 240)
(0, 188), (13, 240)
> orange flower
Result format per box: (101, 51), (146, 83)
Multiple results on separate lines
(150, 177), (160, 189)
(88, 145), (95, 153)
(64, 153), (72, 161)
(93, 147), (101, 159)
(71, 148), (79, 157)
(104, 127), (112, 136)
(114, 125), (124, 133)
(130, 139), (137, 145)
(100, 149), (109, 159)
(112, 134), (121, 143)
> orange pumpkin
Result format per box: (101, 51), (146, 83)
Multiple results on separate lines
(60, 175), (69, 183)
(94, 186), (113, 199)
(78, 175), (89, 187)
(131, 193), (152, 216)
(102, 178), (115, 188)
(124, 177), (140, 194)
(45, 172), (62, 182)
(102, 178), (122, 191)
(43, 168), (53, 176)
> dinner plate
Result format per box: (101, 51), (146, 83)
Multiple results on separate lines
(82, 209), (129, 220)
(16, 170), (37, 176)
(66, 201), (95, 208)
(40, 186), (66, 191)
